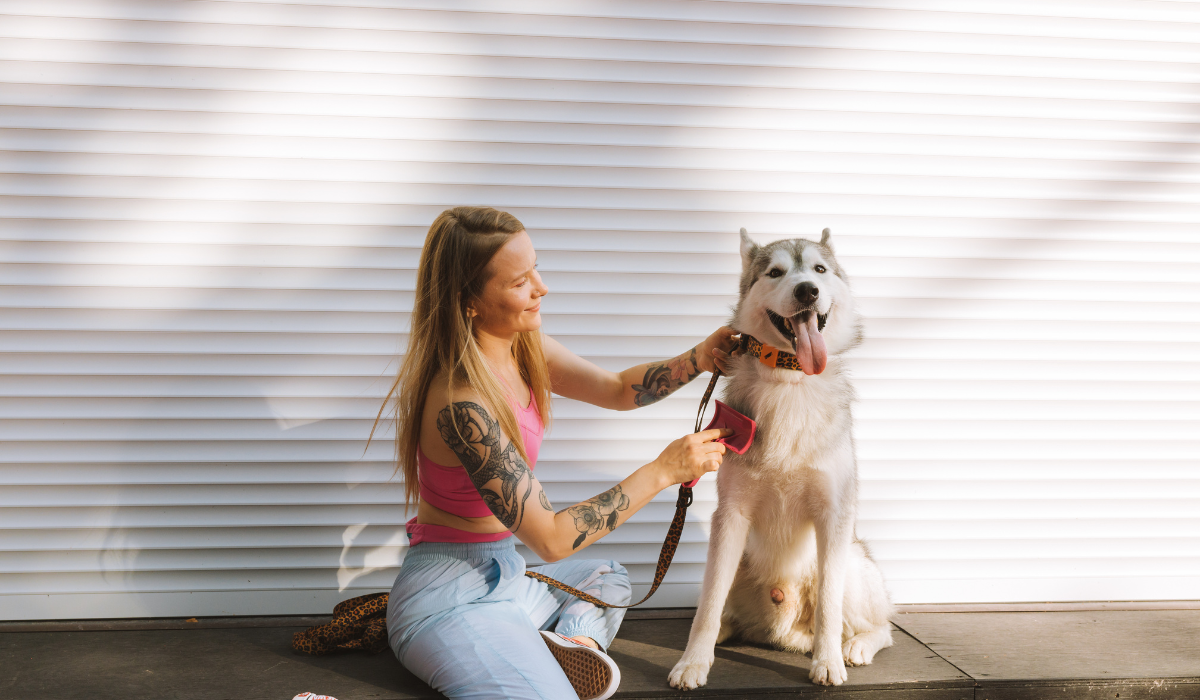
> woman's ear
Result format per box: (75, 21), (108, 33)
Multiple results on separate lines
(460, 291), (478, 319)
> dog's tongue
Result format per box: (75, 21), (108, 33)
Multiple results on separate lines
(792, 312), (827, 375)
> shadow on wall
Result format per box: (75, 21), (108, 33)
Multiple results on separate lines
(5, 1), (430, 618)
(84, 393), (407, 619)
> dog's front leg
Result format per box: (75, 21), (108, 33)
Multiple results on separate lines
(809, 506), (852, 686)
(668, 500), (751, 690)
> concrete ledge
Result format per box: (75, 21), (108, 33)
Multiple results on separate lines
(2, 610), (1198, 699)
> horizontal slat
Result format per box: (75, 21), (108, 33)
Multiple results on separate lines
(1, 35), (1198, 90)
(6, 183), (1200, 227)
(2, 396), (1198, 421)
(2, 418), (1199, 443)
(7, 102), (1200, 163)
(4, 1), (1200, 49)
(0, 500), (705, 529)
(2, 478), (1198, 508)
(1, 437), (1197, 462)
(4, 2), (1200, 56)
(6, 47), (1200, 105)
(11, 155), (1200, 203)
(2, 374), (1198, 402)
(887, 577), (1200, 604)
(7, 126), (1200, 178)
(1, 456), (1198, 483)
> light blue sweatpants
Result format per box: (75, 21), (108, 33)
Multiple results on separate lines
(386, 538), (632, 700)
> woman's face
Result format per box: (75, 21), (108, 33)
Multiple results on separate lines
(468, 230), (548, 338)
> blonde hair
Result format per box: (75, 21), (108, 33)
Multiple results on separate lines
(373, 206), (552, 507)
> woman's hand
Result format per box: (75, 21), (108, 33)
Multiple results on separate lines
(697, 326), (741, 374)
(652, 428), (731, 487)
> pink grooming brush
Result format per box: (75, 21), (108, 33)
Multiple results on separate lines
(684, 400), (756, 487)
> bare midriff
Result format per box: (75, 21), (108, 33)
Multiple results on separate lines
(416, 499), (510, 534)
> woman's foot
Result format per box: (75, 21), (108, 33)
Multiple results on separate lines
(540, 630), (620, 700)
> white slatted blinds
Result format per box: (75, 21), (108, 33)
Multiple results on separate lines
(1, 0), (1198, 620)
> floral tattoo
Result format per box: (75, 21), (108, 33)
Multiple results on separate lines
(564, 485), (631, 549)
(631, 346), (703, 407)
(437, 402), (535, 530)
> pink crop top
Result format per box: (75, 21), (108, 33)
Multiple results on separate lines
(406, 390), (543, 545)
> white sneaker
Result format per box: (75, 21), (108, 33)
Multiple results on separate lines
(540, 630), (621, 700)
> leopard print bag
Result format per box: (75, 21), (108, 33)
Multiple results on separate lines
(292, 592), (390, 655)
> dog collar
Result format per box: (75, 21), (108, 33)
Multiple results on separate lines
(741, 334), (805, 372)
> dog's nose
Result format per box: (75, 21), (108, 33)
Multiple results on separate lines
(794, 282), (819, 306)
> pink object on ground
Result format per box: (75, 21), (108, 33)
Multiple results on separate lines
(292, 693), (338, 700)
(408, 390), (543, 545)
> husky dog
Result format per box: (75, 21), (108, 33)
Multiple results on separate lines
(668, 228), (894, 689)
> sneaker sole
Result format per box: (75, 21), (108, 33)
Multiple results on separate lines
(540, 630), (620, 700)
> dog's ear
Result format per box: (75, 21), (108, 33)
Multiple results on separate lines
(819, 227), (833, 249)
(739, 227), (758, 269)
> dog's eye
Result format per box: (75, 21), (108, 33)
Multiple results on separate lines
(767, 268), (784, 278)
(814, 264), (827, 274)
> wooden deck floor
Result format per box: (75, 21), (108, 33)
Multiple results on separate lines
(2, 610), (1198, 699)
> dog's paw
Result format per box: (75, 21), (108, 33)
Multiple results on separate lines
(843, 634), (874, 666)
(668, 652), (714, 690)
(809, 657), (848, 686)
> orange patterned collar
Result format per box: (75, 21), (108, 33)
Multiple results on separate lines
(740, 334), (805, 372)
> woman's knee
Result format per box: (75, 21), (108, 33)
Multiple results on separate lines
(580, 559), (626, 581)
(604, 560), (628, 578)
(598, 560), (629, 588)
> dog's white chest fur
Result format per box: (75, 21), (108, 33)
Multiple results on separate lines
(723, 355), (855, 478)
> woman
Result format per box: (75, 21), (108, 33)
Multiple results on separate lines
(382, 207), (738, 700)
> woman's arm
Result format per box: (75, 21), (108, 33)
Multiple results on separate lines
(437, 395), (728, 562)
(545, 327), (740, 411)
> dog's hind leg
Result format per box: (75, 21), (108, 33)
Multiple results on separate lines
(840, 544), (895, 667)
(715, 612), (736, 645)
(668, 499), (751, 690)
(843, 625), (893, 666)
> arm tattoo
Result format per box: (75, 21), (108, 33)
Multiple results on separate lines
(563, 485), (631, 550)
(631, 346), (703, 407)
(539, 489), (553, 512)
(437, 402), (534, 530)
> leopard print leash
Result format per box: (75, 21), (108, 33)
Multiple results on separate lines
(523, 338), (744, 608)
(522, 475), (695, 609)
